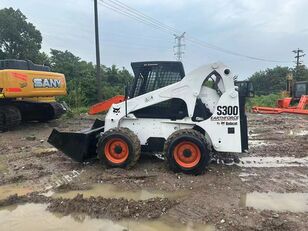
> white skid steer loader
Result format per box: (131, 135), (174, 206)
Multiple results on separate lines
(48, 61), (253, 175)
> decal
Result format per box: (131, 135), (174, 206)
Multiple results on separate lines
(12, 72), (27, 82)
(20, 82), (27, 88)
(113, 107), (120, 115)
(226, 122), (238, 125)
(211, 116), (239, 122)
(216, 106), (239, 116)
(33, 78), (61, 88)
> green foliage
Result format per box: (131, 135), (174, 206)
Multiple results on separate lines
(49, 49), (133, 108)
(0, 8), (44, 63)
(249, 65), (308, 96)
(0, 5), (133, 109)
(248, 66), (290, 95)
(293, 65), (308, 81)
(64, 106), (90, 119)
(246, 93), (282, 110)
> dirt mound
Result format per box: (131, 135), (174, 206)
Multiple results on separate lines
(0, 193), (177, 220)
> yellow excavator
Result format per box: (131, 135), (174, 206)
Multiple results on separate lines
(0, 59), (67, 131)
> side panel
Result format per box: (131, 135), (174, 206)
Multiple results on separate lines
(120, 118), (194, 145)
(198, 90), (242, 153)
(119, 90), (243, 153)
(0, 70), (66, 98)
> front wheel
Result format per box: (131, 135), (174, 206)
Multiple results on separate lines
(164, 129), (211, 175)
(96, 127), (141, 169)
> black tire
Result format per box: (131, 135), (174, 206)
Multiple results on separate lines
(0, 106), (21, 132)
(164, 129), (211, 175)
(97, 127), (141, 169)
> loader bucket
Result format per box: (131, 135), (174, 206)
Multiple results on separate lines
(48, 119), (105, 162)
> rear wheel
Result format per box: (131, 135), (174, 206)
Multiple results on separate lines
(97, 128), (141, 168)
(164, 129), (211, 175)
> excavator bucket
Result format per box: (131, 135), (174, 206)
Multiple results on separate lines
(48, 119), (105, 162)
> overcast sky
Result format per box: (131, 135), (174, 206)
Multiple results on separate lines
(1, 0), (307, 79)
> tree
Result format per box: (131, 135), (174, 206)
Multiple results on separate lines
(50, 49), (133, 107)
(0, 7), (43, 63)
(248, 66), (290, 95)
(0, 7), (134, 108)
(293, 64), (308, 82)
(249, 65), (308, 96)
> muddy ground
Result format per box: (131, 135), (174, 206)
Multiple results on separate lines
(0, 113), (307, 231)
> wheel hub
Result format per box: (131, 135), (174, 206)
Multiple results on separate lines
(173, 141), (201, 169)
(183, 149), (192, 158)
(114, 145), (123, 154)
(104, 138), (129, 164)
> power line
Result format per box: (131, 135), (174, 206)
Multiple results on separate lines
(99, 0), (176, 34)
(102, 31), (169, 42)
(99, 0), (290, 63)
(293, 48), (305, 67)
(186, 36), (290, 63)
(104, 0), (180, 34)
(292, 48), (305, 80)
(174, 32), (185, 61)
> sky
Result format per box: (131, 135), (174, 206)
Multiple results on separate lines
(1, 0), (307, 79)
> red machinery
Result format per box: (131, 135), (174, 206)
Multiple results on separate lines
(252, 95), (308, 115)
(88, 95), (125, 115)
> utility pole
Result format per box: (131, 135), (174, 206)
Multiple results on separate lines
(292, 48), (305, 80)
(94, 0), (102, 101)
(173, 32), (186, 61)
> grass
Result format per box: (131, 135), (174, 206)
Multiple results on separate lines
(246, 93), (282, 111)
(64, 106), (89, 119)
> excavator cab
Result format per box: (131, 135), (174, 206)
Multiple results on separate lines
(293, 81), (308, 100)
(0, 59), (66, 131)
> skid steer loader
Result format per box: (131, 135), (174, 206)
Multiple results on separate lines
(48, 61), (252, 174)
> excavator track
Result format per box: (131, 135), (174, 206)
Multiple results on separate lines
(0, 101), (65, 132)
(0, 106), (22, 132)
(50, 102), (66, 120)
(15, 101), (66, 122)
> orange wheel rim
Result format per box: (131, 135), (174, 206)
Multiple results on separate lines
(173, 141), (201, 169)
(104, 138), (129, 164)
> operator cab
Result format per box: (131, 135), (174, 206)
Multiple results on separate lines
(129, 61), (237, 121)
(129, 61), (187, 120)
(130, 61), (185, 98)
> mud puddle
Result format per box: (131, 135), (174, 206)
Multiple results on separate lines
(289, 130), (308, 136)
(52, 183), (188, 200)
(237, 156), (308, 168)
(240, 192), (308, 212)
(0, 184), (33, 200)
(248, 140), (270, 147)
(0, 203), (215, 231)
